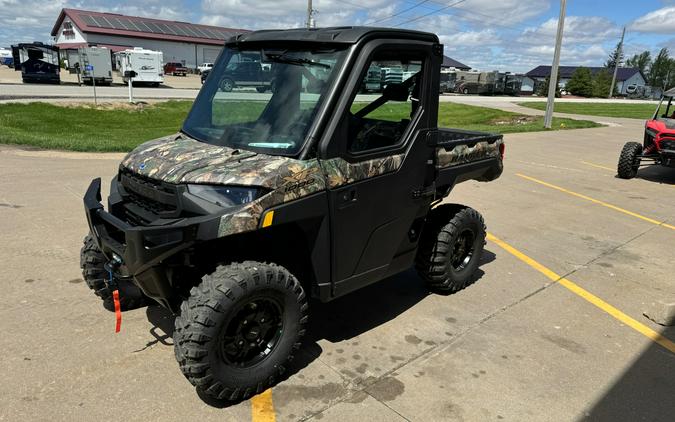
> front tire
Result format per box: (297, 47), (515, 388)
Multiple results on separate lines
(219, 77), (234, 92)
(173, 261), (308, 401)
(618, 142), (642, 179)
(416, 205), (486, 293)
(80, 234), (147, 311)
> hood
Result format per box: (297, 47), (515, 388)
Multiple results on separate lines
(650, 118), (675, 132)
(121, 133), (316, 189)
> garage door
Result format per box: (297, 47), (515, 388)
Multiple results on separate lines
(203, 48), (221, 63)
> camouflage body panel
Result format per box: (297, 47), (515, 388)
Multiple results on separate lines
(121, 134), (405, 238)
(321, 154), (405, 188)
(436, 139), (502, 169)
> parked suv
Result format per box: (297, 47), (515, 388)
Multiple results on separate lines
(198, 62), (213, 74)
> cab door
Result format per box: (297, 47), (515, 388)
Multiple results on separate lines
(320, 42), (440, 297)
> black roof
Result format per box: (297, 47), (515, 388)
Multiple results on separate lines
(228, 27), (438, 45)
(442, 55), (470, 70)
(526, 65), (644, 82)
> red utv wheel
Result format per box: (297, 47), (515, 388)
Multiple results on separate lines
(617, 142), (642, 179)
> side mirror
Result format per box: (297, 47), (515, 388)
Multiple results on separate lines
(124, 70), (137, 78)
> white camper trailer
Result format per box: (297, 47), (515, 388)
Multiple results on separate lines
(114, 48), (164, 86)
(77, 47), (113, 85)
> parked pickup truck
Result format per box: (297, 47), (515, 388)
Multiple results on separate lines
(163, 62), (187, 76)
(81, 27), (504, 401)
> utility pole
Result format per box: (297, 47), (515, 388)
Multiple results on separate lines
(544, 0), (566, 129)
(306, 0), (315, 28)
(609, 26), (626, 99)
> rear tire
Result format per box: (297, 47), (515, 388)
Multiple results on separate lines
(173, 261), (308, 401)
(80, 234), (148, 311)
(618, 142), (642, 179)
(416, 205), (486, 293)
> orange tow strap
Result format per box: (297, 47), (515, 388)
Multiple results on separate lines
(113, 289), (122, 333)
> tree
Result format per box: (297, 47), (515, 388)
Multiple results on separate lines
(536, 71), (561, 97)
(626, 51), (651, 76)
(649, 48), (671, 89)
(566, 67), (594, 97)
(593, 70), (616, 97)
(605, 41), (625, 69)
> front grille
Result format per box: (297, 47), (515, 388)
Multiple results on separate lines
(119, 169), (180, 224)
(660, 139), (675, 150)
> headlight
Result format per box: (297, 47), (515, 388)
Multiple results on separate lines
(187, 185), (266, 207)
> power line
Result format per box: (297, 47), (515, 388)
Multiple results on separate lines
(366, 0), (432, 25)
(393, 0), (467, 27)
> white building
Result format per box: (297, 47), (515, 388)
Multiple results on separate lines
(51, 8), (247, 69)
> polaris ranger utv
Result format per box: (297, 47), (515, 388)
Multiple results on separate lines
(81, 27), (504, 400)
(618, 87), (675, 179)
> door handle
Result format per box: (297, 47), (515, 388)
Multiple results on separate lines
(338, 188), (357, 208)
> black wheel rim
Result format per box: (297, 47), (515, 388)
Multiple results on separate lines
(218, 296), (284, 368)
(451, 229), (475, 271)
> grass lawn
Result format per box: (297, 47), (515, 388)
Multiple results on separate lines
(518, 101), (660, 119)
(0, 100), (599, 152)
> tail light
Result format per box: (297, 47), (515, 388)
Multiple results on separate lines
(499, 142), (505, 159)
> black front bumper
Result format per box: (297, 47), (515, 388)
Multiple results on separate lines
(84, 178), (220, 309)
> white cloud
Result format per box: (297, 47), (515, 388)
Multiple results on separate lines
(519, 16), (620, 45)
(630, 6), (675, 34)
(441, 29), (498, 48)
(0, 0), (190, 46)
(200, 0), (391, 29)
(452, 0), (550, 26)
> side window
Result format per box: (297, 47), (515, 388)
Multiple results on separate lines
(346, 51), (423, 154)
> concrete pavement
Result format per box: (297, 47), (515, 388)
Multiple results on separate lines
(0, 112), (673, 421)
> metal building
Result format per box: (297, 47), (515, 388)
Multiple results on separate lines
(51, 8), (247, 70)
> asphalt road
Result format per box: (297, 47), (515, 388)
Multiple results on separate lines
(1, 109), (673, 421)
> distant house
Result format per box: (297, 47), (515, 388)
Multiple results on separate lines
(442, 55), (471, 71)
(525, 65), (647, 95)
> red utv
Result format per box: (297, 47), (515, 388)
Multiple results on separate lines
(618, 87), (675, 179)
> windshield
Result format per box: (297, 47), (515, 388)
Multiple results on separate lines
(183, 46), (348, 156)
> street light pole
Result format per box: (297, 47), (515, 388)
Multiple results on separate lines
(544, 0), (567, 129)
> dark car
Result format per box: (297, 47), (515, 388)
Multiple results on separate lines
(163, 62), (187, 76)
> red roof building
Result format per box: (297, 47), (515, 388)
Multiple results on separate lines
(51, 8), (248, 68)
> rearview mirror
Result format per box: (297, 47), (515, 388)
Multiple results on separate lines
(382, 83), (410, 102)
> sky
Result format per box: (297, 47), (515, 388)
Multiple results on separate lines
(1, 0), (674, 72)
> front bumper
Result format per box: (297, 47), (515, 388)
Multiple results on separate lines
(83, 178), (220, 309)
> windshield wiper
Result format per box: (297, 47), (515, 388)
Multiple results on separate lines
(265, 54), (330, 69)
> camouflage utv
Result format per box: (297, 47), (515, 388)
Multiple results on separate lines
(82, 27), (504, 401)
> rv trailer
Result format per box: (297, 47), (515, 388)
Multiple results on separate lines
(115, 48), (164, 86)
(77, 47), (113, 85)
(11, 42), (60, 83)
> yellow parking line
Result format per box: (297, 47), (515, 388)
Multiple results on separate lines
(580, 160), (615, 172)
(516, 173), (675, 231)
(251, 389), (275, 422)
(487, 233), (675, 355)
